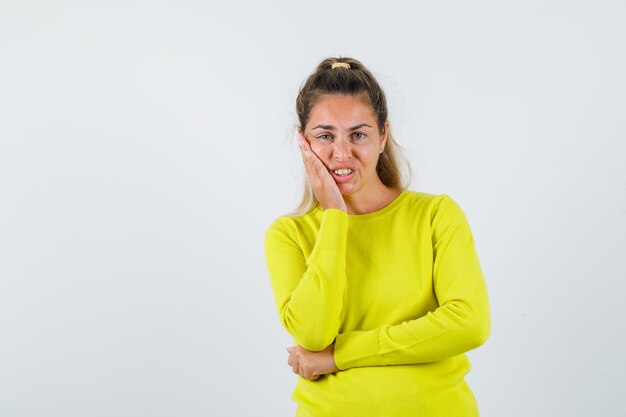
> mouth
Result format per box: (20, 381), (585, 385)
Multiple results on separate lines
(332, 168), (354, 177)
(329, 168), (356, 183)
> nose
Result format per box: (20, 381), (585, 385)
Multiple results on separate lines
(332, 138), (352, 161)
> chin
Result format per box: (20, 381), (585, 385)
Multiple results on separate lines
(338, 184), (360, 197)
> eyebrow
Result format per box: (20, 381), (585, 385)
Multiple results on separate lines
(311, 123), (373, 131)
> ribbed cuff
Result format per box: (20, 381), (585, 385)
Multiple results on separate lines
(334, 329), (383, 370)
(308, 209), (348, 266)
(318, 209), (348, 243)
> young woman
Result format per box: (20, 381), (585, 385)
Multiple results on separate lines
(264, 57), (490, 417)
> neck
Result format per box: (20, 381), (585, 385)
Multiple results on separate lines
(344, 183), (402, 215)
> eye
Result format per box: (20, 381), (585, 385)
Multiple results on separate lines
(352, 132), (366, 140)
(317, 134), (333, 141)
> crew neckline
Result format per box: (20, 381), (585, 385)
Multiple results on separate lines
(345, 190), (409, 220)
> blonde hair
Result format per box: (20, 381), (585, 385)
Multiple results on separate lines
(290, 57), (411, 216)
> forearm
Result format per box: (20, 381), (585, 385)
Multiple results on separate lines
(280, 244), (347, 351)
(334, 296), (490, 369)
(266, 209), (348, 351)
(335, 195), (490, 369)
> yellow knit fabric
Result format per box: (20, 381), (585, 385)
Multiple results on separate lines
(264, 191), (490, 417)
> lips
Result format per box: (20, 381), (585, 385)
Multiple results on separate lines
(329, 166), (356, 182)
(333, 168), (353, 176)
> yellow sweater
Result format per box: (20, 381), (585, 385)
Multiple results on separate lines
(264, 191), (490, 417)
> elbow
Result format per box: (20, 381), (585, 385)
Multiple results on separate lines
(448, 299), (490, 350)
(465, 307), (491, 349)
(284, 323), (336, 351)
(468, 318), (490, 349)
(297, 336), (335, 352)
(280, 310), (337, 351)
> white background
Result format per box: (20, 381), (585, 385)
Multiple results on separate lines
(1, 1), (625, 416)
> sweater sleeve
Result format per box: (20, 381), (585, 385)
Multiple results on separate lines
(264, 209), (348, 351)
(333, 196), (490, 369)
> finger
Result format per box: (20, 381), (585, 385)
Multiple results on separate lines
(302, 139), (322, 164)
(297, 130), (308, 145)
(287, 348), (296, 366)
(301, 145), (328, 178)
(300, 149), (323, 186)
(300, 365), (309, 380)
(298, 132), (308, 147)
(304, 145), (328, 172)
(313, 157), (330, 177)
(299, 134), (322, 165)
(299, 141), (315, 169)
(298, 133), (312, 156)
(299, 362), (317, 380)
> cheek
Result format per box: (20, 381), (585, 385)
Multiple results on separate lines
(309, 142), (329, 157)
(357, 148), (381, 163)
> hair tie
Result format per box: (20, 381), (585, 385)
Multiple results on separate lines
(331, 62), (351, 70)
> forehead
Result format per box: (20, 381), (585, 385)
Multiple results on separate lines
(308, 94), (377, 128)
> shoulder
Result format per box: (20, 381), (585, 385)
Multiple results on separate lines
(264, 206), (324, 244)
(397, 191), (469, 230)
(398, 190), (463, 215)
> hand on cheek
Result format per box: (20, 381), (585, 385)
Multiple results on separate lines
(298, 131), (347, 212)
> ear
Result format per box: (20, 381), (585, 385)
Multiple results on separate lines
(380, 120), (390, 152)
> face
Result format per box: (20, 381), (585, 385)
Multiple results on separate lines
(303, 93), (388, 198)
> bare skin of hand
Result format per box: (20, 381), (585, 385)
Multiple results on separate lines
(298, 130), (347, 212)
(287, 344), (340, 381)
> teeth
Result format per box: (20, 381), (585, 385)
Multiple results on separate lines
(333, 169), (353, 176)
